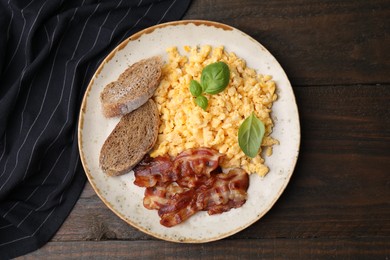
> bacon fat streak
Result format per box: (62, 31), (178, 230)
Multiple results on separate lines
(133, 147), (249, 227)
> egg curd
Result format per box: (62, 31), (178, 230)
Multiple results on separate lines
(150, 45), (278, 176)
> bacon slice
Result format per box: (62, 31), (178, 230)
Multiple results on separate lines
(159, 168), (249, 227)
(143, 182), (187, 210)
(202, 168), (249, 215)
(159, 190), (198, 227)
(173, 148), (223, 188)
(133, 148), (250, 227)
(173, 147), (223, 177)
(133, 154), (174, 187)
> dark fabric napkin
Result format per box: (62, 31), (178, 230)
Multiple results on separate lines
(0, 0), (191, 258)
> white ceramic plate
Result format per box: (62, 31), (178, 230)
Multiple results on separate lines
(78, 20), (300, 243)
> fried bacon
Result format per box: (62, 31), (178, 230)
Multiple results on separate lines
(133, 147), (249, 227)
(133, 154), (174, 187)
(158, 168), (249, 227)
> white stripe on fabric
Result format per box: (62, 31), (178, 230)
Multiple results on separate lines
(15, 148), (67, 227)
(23, 0), (36, 10)
(0, 4), (87, 221)
(24, 152), (78, 220)
(24, 2), (47, 51)
(1, 154), (75, 240)
(43, 25), (50, 44)
(18, 77), (34, 135)
(108, 0), (128, 42)
(14, 2), (48, 103)
(0, 172), (68, 247)
(0, 133), (6, 162)
(116, 2), (154, 45)
(98, 0), (143, 66)
(17, 11), (57, 135)
(20, 2), (101, 181)
(71, 4), (101, 60)
(19, 16), (58, 135)
(2, 2), (102, 219)
(6, 0), (14, 43)
(2, 146), (66, 219)
(0, 224), (12, 230)
(133, 2), (154, 29)
(0, 142), (12, 181)
(49, 16), (60, 51)
(21, 2), (110, 186)
(35, 155), (75, 211)
(96, 0), (143, 84)
(8, 0), (129, 223)
(21, 3), (101, 181)
(157, 0), (176, 24)
(3, 0), (36, 73)
(4, 14), (26, 73)
(0, 48), (60, 189)
(0, 6), (81, 190)
(0, 206), (56, 247)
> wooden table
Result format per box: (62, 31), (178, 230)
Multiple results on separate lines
(20, 0), (390, 259)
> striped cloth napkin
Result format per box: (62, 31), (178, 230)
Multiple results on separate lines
(0, 0), (191, 258)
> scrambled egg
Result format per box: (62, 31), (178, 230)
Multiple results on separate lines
(150, 45), (278, 176)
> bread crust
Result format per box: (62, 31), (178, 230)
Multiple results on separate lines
(99, 99), (159, 176)
(100, 56), (163, 117)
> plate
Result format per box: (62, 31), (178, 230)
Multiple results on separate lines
(78, 20), (300, 243)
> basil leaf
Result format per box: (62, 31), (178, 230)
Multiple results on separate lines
(195, 95), (208, 110)
(201, 62), (230, 94)
(189, 80), (203, 97)
(238, 112), (265, 158)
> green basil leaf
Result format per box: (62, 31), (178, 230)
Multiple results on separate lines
(195, 95), (208, 110)
(201, 62), (230, 95)
(238, 112), (265, 158)
(189, 80), (203, 97)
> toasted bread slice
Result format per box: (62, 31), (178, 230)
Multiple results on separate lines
(100, 56), (163, 117)
(99, 99), (159, 176)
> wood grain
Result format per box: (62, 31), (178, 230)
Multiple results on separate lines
(183, 0), (390, 85)
(19, 239), (390, 259)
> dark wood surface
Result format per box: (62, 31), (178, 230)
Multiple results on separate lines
(19, 0), (390, 259)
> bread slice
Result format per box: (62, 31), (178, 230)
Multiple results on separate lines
(99, 99), (159, 176)
(100, 56), (163, 117)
